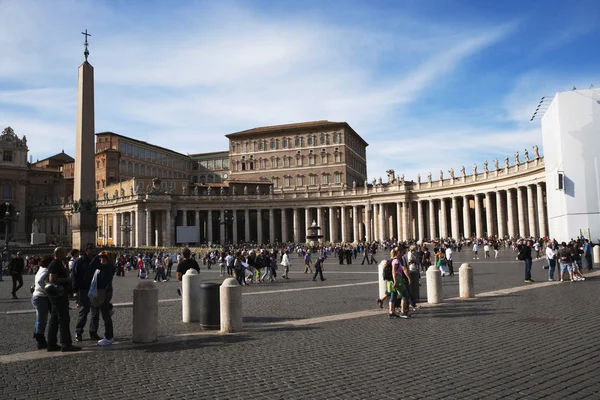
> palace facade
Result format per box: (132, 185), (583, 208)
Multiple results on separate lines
(1, 120), (547, 248)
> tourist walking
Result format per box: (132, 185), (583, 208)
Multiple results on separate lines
(312, 255), (327, 281)
(545, 243), (557, 281)
(518, 240), (534, 283)
(281, 250), (291, 279)
(445, 246), (454, 276)
(303, 252), (313, 273)
(583, 239), (593, 271)
(472, 243), (479, 260)
(176, 248), (200, 296)
(8, 251), (25, 299)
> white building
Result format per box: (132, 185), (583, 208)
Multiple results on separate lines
(541, 88), (600, 242)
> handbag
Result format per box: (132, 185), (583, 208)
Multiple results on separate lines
(90, 289), (105, 307)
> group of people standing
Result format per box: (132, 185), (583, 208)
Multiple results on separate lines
(29, 244), (115, 352)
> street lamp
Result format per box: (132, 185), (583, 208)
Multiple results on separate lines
(3, 202), (20, 254)
(120, 217), (133, 249)
(219, 210), (234, 246)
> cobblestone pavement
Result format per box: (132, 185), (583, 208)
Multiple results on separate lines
(1, 251), (597, 399)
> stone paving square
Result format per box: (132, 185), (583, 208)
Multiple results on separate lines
(0, 251), (598, 399)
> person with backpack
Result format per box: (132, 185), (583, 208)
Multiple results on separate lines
(72, 243), (102, 342)
(92, 251), (116, 346)
(377, 249), (410, 318)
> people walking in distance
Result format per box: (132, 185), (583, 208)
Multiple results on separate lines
(472, 243), (480, 260)
(518, 240), (534, 283)
(8, 251), (25, 299)
(218, 252), (226, 277)
(545, 243), (557, 281)
(445, 246), (454, 276)
(380, 256), (406, 319)
(165, 254), (173, 277)
(569, 242), (586, 281)
(153, 256), (167, 282)
(533, 241), (541, 259)
(360, 244), (371, 265)
(493, 242), (500, 259)
(345, 246), (353, 264)
(31, 255), (53, 349)
(303, 251), (313, 273)
(338, 247), (344, 265)
(437, 252), (448, 277)
(281, 250), (291, 279)
(73, 243), (102, 342)
(369, 243), (378, 265)
(47, 247), (80, 352)
(176, 248), (200, 296)
(234, 252), (246, 286)
(583, 239), (593, 271)
(93, 251), (116, 346)
(483, 243), (490, 259)
(226, 252), (234, 277)
(312, 254), (327, 282)
(421, 246), (431, 275)
(558, 242), (575, 282)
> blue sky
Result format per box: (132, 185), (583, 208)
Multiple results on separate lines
(1, 0), (599, 181)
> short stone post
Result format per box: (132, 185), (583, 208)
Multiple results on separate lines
(133, 281), (159, 343)
(459, 263), (474, 298)
(377, 260), (387, 299)
(220, 278), (242, 333)
(182, 269), (202, 323)
(594, 245), (600, 265)
(426, 265), (443, 304)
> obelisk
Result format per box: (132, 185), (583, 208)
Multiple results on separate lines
(72, 30), (97, 250)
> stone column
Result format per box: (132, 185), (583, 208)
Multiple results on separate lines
(244, 209), (250, 243)
(232, 210), (238, 244)
(293, 208), (300, 243)
(145, 209), (152, 246)
(485, 192), (494, 237)
(364, 204), (371, 242)
(129, 212), (135, 246)
(207, 210), (213, 244)
(219, 210), (225, 244)
(269, 209), (275, 244)
(352, 205), (359, 243)
(506, 189), (516, 238)
(429, 200), (436, 240)
(417, 201), (424, 242)
(462, 196), (471, 239)
(257, 209), (263, 244)
(396, 202), (402, 242)
(451, 197), (459, 240)
(496, 191), (505, 238)
(372, 204), (378, 241)
(516, 187), (526, 238)
(340, 206), (348, 243)
(378, 203), (385, 241)
(317, 207), (324, 243)
(474, 194), (483, 239)
(181, 209), (187, 226)
(281, 208), (288, 243)
(165, 209), (173, 247)
(439, 198), (447, 239)
(329, 207), (336, 242)
(305, 208), (311, 242)
(402, 202), (409, 241)
(536, 183), (547, 238)
(118, 213), (124, 246)
(136, 206), (144, 247)
(527, 185), (537, 238)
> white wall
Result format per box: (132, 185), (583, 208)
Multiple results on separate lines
(541, 89), (600, 241)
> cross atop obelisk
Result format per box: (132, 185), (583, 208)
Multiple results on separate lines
(82, 29), (91, 61)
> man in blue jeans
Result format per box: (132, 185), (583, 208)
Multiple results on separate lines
(72, 244), (102, 342)
(312, 255), (327, 281)
(520, 240), (533, 283)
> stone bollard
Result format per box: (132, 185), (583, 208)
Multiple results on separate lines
(594, 245), (600, 265)
(459, 263), (474, 298)
(220, 278), (242, 333)
(426, 265), (443, 304)
(377, 260), (387, 299)
(182, 269), (202, 323)
(133, 281), (159, 343)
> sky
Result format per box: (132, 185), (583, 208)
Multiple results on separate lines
(1, 0), (599, 182)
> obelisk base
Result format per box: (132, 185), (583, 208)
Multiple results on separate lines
(71, 210), (97, 250)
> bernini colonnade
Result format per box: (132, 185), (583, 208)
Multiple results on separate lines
(88, 156), (548, 247)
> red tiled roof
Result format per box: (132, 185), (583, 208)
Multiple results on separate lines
(226, 120), (344, 137)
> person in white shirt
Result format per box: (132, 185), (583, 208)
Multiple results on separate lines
(445, 247), (454, 276)
(483, 243), (490, 259)
(472, 243), (479, 260)
(281, 250), (291, 279)
(225, 253), (234, 276)
(31, 255), (53, 349)
(545, 243), (557, 281)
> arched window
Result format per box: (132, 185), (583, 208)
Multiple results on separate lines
(134, 163), (140, 176)
(127, 162), (133, 174)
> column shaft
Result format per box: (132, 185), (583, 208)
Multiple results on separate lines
(396, 202), (402, 241)
(281, 209), (288, 243)
(517, 187), (526, 238)
(536, 183), (547, 237)
(402, 202), (409, 241)
(352, 205), (359, 242)
(245, 209), (251, 243)
(527, 185), (537, 238)
(269, 209), (275, 244)
(429, 200), (436, 240)
(232, 210), (238, 244)
(207, 210), (213, 244)
(293, 208), (300, 243)
(329, 207), (336, 242)
(451, 197), (459, 239)
(417, 201), (424, 242)
(506, 190), (516, 238)
(474, 194), (483, 239)
(440, 199), (447, 239)
(341, 207), (348, 243)
(364, 204), (371, 242)
(485, 193), (494, 237)
(219, 210), (225, 244)
(257, 209), (263, 244)
(145, 209), (152, 247)
(379, 203), (385, 241)
(496, 192), (505, 238)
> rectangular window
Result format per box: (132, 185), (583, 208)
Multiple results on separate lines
(309, 175), (316, 185)
(297, 176), (303, 186)
(284, 177), (291, 187)
(3, 150), (12, 162)
(309, 157), (315, 166)
(108, 225), (113, 239)
(335, 174), (341, 184)
(284, 158), (290, 167)
(215, 159), (222, 169)
(223, 159), (229, 169)
(207, 160), (214, 169)
(322, 175), (328, 184)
